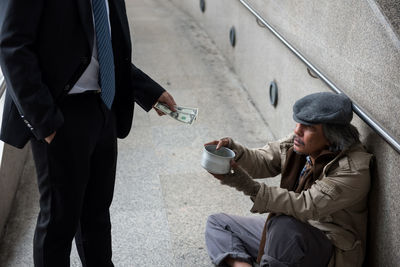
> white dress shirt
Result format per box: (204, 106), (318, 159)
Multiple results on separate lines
(69, 0), (111, 94)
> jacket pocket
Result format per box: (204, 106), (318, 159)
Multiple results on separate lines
(327, 227), (360, 251)
(315, 179), (342, 200)
(333, 241), (363, 267)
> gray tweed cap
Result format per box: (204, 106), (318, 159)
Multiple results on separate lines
(293, 92), (353, 125)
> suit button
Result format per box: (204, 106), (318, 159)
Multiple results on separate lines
(64, 84), (70, 91)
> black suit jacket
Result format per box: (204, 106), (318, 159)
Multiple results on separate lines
(0, 0), (165, 148)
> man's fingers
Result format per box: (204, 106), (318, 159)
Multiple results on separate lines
(164, 92), (177, 111)
(216, 138), (229, 150)
(209, 172), (224, 180)
(45, 131), (57, 144)
(230, 160), (238, 169)
(216, 141), (224, 150)
(204, 139), (229, 150)
(204, 140), (219, 146)
(156, 109), (165, 116)
(169, 94), (177, 108)
(157, 91), (177, 112)
(153, 107), (165, 116)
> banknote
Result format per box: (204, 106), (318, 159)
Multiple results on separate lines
(155, 102), (198, 124)
(176, 106), (198, 116)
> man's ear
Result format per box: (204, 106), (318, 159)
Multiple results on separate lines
(321, 125), (330, 147)
(324, 137), (331, 149)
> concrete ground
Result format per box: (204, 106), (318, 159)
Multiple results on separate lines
(0, 0), (278, 266)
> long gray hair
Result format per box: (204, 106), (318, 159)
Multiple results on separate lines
(322, 123), (360, 152)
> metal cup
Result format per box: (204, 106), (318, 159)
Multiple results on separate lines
(201, 145), (235, 174)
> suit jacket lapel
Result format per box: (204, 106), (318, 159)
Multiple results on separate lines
(76, 0), (94, 52)
(108, 0), (131, 45)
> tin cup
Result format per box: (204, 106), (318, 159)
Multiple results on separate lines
(201, 145), (235, 174)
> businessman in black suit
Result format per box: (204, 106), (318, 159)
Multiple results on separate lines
(0, 0), (176, 266)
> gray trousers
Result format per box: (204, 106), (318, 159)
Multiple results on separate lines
(205, 213), (333, 267)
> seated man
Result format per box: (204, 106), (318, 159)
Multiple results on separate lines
(204, 92), (372, 267)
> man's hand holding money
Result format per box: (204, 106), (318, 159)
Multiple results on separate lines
(154, 91), (177, 116)
(154, 101), (198, 124)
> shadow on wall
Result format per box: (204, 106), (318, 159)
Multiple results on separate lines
(363, 130), (382, 267)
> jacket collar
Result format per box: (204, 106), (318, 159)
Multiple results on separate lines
(108, 0), (132, 46)
(280, 147), (339, 191)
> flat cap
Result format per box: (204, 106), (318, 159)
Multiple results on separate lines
(293, 92), (353, 125)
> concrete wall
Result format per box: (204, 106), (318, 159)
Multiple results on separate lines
(0, 68), (31, 239)
(168, 0), (400, 265)
(0, 144), (30, 239)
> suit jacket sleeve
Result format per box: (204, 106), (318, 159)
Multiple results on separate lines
(0, 0), (64, 140)
(130, 63), (165, 112)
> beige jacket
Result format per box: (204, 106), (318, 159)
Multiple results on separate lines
(230, 134), (372, 267)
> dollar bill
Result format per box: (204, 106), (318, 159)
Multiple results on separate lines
(155, 102), (198, 124)
(176, 106), (198, 117)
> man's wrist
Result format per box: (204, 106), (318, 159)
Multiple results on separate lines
(220, 166), (261, 197)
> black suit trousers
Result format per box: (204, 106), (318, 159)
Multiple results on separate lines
(30, 93), (117, 267)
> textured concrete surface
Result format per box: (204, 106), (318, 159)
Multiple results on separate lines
(375, 0), (400, 40)
(0, 143), (30, 241)
(169, 0), (400, 266)
(0, 0), (276, 266)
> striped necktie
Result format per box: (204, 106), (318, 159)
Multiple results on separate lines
(92, 0), (115, 109)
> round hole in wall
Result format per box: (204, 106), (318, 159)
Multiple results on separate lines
(307, 67), (319, 79)
(229, 26), (236, 47)
(256, 18), (266, 28)
(269, 81), (278, 107)
(200, 0), (206, 13)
